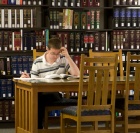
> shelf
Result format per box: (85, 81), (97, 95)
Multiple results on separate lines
(0, 97), (14, 100)
(114, 5), (140, 7)
(0, 50), (32, 56)
(0, 5), (48, 7)
(50, 29), (113, 32)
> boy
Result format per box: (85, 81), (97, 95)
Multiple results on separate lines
(21, 38), (79, 128)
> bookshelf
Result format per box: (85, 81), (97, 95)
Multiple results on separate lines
(0, 0), (49, 123)
(46, 0), (114, 71)
(1, 0), (140, 123)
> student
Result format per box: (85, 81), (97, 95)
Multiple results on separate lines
(21, 38), (80, 128)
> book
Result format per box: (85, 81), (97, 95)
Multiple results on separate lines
(45, 74), (78, 79)
(45, 74), (89, 80)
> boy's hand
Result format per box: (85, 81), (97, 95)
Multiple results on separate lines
(60, 47), (69, 58)
(20, 72), (30, 78)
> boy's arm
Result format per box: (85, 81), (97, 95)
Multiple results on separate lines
(61, 47), (80, 76)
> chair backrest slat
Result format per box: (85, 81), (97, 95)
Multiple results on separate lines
(78, 54), (118, 115)
(89, 49), (123, 77)
(33, 49), (44, 61)
(126, 52), (140, 102)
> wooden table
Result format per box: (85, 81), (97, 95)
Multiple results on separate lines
(13, 77), (134, 133)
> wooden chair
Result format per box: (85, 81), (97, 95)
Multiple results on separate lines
(115, 52), (140, 133)
(89, 49), (125, 129)
(33, 49), (77, 129)
(60, 54), (118, 133)
(89, 49), (123, 77)
(33, 49), (44, 60)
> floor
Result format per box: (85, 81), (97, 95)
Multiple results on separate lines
(0, 123), (15, 133)
(0, 122), (138, 133)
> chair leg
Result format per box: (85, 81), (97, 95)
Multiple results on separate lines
(60, 114), (65, 133)
(77, 121), (81, 133)
(44, 108), (49, 129)
(124, 115), (128, 133)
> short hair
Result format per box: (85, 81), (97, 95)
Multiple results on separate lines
(47, 38), (62, 49)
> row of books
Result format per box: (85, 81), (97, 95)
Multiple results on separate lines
(0, 8), (36, 28)
(0, 29), (49, 51)
(114, 0), (140, 5)
(51, 31), (108, 53)
(50, 0), (100, 7)
(0, 56), (33, 76)
(0, 0), (42, 5)
(0, 79), (14, 98)
(114, 8), (140, 28)
(50, 9), (100, 30)
(112, 30), (140, 50)
(0, 100), (15, 121)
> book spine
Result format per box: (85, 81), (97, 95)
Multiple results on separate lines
(130, 30), (135, 49)
(88, 33), (94, 50)
(86, 11), (91, 30)
(96, 10), (100, 29)
(119, 31), (124, 49)
(116, 30), (120, 49)
(136, 30), (140, 49)
(57, 0), (62, 6)
(4, 8), (8, 28)
(69, 32), (75, 52)
(125, 9), (131, 27)
(133, 0), (138, 5)
(76, 0), (80, 7)
(120, 0), (126, 5)
(127, 0), (133, 5)
(100, 32), (106, 51)
(88, 0), (93, 6)
(0, 31), (3, 51)
(131, 9), (137, 27)
(90, 10), (95, 29)
(82, 0), (87, 7)
(138, 9), (140, 27)
(63, 32), (69, 50)
(112, 30), (117, 50)
(94, 32), (100, 51)
(74, 32), (81, 52)
(80, 11), (86, 29)
(69, 0), (75, 7)
(123, 30), (130, 49)
(3, 31), (9, 51)
(74, 11), (80, 29)
(83, 33), (89, 51)
(114, 0), (120, 5)
(119, 8), (125, 27)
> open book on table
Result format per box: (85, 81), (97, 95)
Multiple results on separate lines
(45, 74), (89, 79)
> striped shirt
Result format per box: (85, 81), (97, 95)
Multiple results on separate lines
(30, 52), (70, 78)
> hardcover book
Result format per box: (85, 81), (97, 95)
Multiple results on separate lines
(45, 74), (80, 79)
(119, 8), (125, 27)
(125, 9), (131, 27)
(73, 11), (80, 29)
(131, 9), (137, 27)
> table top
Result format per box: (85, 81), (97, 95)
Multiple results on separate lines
(13, 76), (134, 85)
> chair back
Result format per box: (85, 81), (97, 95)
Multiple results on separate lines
(77, 54), (118, 117)
(125, 52), (140, 107)
(89, 49), (123, 77)
(33, 49), (44, 61)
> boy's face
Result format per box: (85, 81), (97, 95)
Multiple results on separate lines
(47, 48), (61, 62)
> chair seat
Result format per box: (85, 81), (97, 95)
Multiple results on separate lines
(61, 106), (111, 116)
(49, 98), (77, 106)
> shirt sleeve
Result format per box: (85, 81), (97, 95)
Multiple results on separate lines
(30, 61), (39, 78)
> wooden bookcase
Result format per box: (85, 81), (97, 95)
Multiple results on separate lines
(1, 0), (140, 123)
(0, 1), (48, 123)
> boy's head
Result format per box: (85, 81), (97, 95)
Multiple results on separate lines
(46, 38), (62, 62)
(47, 38), (62, 50)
